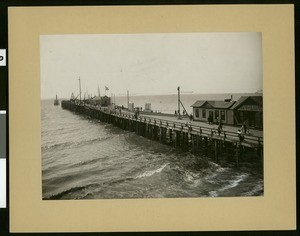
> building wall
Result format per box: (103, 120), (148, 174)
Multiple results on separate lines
(100, 97), (111, 106)
(227, 110), (234, 125)
(233, 110), (263, 128)
(193, 108), (232, 124)
(193, 108), (207, 122)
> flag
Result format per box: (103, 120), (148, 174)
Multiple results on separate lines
(105, 86), (109, 91)
(177, 86), (180, 91)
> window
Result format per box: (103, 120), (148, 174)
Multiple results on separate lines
(202, 109), (206, 118)
(215, 110), (219, 119)
(221, 111), (225, 121)
(195, 109), (199, 118)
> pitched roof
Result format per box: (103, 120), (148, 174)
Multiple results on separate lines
(91, 96), (101, 100)
(90, 95), (110, 100)
(190, 100), (206, 107)
(191, 100), (235, 109)
(230, 96), (263, 110)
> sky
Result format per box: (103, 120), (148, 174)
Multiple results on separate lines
(40, 32), (262, 99)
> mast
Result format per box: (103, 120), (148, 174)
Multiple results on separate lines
(98, 84), (101, 97)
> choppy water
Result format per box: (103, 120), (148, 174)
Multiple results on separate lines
(42, 95), (263, 200)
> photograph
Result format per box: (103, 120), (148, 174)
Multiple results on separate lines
(40, 32), (263, 200)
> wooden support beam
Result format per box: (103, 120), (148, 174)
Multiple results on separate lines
(236, 142), (240, 168)
(214, 140), (218, 162)
(191, 134), (195, 154)
(186, 133), (190, 151)
(181, 131), (184, 148)
(184, 132), (189, 151)
(163, 128), (167, 144)
(159, 127), (163, 143)
(204, 136), (208, 156)
(151, 125), (155, 140)
(169, 129), (173, 145)
(196, 135), (199, 154)
(145, 123), (148, 138)
(175, 131), (180, 148)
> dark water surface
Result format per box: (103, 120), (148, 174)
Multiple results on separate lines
(41, 96), (263, 200)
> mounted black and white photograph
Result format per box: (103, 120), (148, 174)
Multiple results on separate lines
(40, 33), (263, 200)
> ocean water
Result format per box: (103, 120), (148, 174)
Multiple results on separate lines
(41, 94), (263, 200)
(112, 93), (260, 114)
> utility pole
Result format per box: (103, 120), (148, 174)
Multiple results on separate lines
(79, 77), (82, 104)
(127, 90), (129, 108)
(177, 86), (180, 119)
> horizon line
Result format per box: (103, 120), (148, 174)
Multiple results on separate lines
(41, 91), (263, 100)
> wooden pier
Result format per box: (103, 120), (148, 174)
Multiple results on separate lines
(61, 101), (263, 167)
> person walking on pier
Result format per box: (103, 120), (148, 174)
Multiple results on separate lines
(208, 113), (213, 124)
(241, 121), (248, 134)
(217, 121), (223, 135)
(217, 116), (221, 125)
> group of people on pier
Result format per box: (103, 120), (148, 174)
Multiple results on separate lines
(207, 114), (249, 141)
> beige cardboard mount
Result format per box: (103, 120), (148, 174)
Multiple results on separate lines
(9, 5), (295, 232)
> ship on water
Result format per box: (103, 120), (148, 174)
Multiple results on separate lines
(54, 94), (59, 106)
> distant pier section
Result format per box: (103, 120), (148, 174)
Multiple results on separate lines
(61, 99), (263, 168)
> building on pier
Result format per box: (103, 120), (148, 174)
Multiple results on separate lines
(191, 100), (235, 124)
(88, 95), (111, 107)
(231, 96), (263, 129)
(191, 95), (263, 129)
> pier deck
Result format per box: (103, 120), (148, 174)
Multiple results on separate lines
(122, 110), (263, 140)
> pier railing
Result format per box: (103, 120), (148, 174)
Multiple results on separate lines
(115, 112), (263, 148)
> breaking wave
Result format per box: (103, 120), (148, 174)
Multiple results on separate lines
(135, 163), (169, 179)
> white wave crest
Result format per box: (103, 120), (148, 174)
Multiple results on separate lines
(244, 181), (264, 196)
(219, 174), (249, 192)
(208, 174), (249, 197)
(209, 191), (218, 197)
(135, 163), (169, 179)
